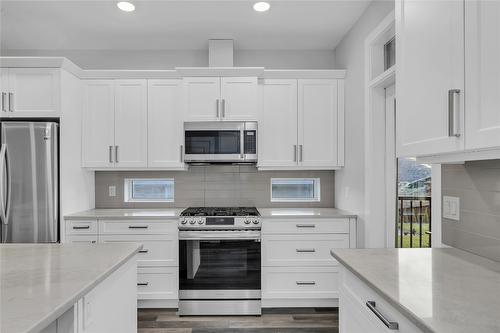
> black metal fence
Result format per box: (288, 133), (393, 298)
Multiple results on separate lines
(397, 196), (431, 248)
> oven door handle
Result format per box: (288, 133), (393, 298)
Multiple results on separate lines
(179, 230), (261, 240)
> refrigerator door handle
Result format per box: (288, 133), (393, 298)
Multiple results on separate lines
(0, 144), (9, 224)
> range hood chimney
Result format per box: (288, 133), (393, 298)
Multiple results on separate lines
(209, 39), (234, 67)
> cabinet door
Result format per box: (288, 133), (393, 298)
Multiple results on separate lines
(298, 79), (339, 168)
(114, 80), (148, 168)
(396, 0), (465, 157)
(183, 77), (221, 121)
(7, 68), (60, 117)
(465, 1), (500, 150)
(259, 79), (298, 167)
(221, 77), (258, 121)
(0, 69), (8, 117)
(82, 80), (115, 168)
(148, 79), (185, 168)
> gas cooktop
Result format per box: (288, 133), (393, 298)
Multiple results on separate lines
(180, 207), (260, 217)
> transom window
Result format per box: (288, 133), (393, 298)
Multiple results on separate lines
(271, 178), (321, 202)
(124, 178), (174, 202)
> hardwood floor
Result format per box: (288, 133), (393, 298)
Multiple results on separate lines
(138, 308), (339, 333)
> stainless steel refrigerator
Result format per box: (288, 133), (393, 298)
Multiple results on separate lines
(0, 121), (59, 243)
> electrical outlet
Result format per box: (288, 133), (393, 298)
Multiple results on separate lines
(443, 196), (460, 221)
(108, 185), (116, 197)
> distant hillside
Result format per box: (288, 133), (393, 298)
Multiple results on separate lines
(398, 158), (431, 183)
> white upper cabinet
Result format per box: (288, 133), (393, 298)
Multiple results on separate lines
(0, 69), (8, 115)
(259, 79), (298, 167)
(148, 79), (185, 168)
(183, 76), (258, 121)
(82, 80), (115, 168)
(183, 77), (221, 121)
(298, 79), (339, 168)
(114, 80), (148, 168)
(396, 0), (465, 157)
(220, 77), (258, 121)
(0, 68), (60, 118)
(465, 1), (500, 150)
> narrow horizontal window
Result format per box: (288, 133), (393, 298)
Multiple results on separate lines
(124, 178), (174, 202)
(271, 178), (320, 202)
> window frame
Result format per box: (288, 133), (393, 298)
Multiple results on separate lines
(124, 178), (175, 203)
(270, 178), (321, 203)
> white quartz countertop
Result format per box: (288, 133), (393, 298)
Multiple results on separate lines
(331, 248), (500, 333)
(1, 243), (141, 333)
(65, 208), (356, 220)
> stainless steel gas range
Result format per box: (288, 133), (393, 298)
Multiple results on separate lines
(178, 207), (261, 316)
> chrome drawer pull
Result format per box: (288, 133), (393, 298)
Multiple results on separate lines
(296, 281), (316, 286)
(137, 282), (149, 286)
(128, 225), (149, 229)
(138, 249), (149, 254)
(296, 224), (315, 228)
(296, 248), (316, 253)
(366, 301), (399, 330)
(73, 226), (90, 230)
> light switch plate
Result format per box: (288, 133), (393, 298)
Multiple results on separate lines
(443, 196), (460, 221)
(108, 185), (116, 197)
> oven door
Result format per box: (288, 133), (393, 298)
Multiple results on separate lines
(179, 230), (261, 300)
(184, 122), (244, 162)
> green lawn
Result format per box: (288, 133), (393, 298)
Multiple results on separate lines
(396, 222), (431, 248)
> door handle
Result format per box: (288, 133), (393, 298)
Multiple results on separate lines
(1, 92), (5, 112)
(216, 99), (220, 119)
(293, 145), (297, 162)
(366, 301), (399, 330)
(448, 89), (461, 137)
(138, 249), (149, 254)
(109, 146), (114, 163)
(221, 99), (226, 118)
(73, 226), (90, 230)
(180, 145), (184, 162)
(296, 224), (315, 228)
(115, 145), (119, 163)
(137, 282), (149, 286)
(128, 225), (148, 229)
(0, 144), (7, 225)
(299, 145), (303, 162)
(296, 281), (316, 286)
(7, 93), (13, 112)
(296, 248), (316, 253)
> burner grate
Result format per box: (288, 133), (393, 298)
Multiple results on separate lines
(180, 207), (260, 217)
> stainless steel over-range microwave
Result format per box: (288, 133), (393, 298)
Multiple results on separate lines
(183, 122), (257, 163)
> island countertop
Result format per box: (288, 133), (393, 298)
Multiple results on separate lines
(1, 243), (141, 333)
(331, 248), (500, 333)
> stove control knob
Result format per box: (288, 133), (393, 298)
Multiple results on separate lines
(252, 219), (260, 225)
(189, 219), (196, 225)
(180, 218), (187, 225)
(244, 219), (251, 225)
(198, 219), (204, 225)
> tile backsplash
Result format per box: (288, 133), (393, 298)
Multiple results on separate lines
(442, 160), (500, 262)
(95, 165), (334, 209)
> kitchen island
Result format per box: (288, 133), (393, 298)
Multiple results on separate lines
(1, 243), (141, 333)
(331, 248), (500, 333)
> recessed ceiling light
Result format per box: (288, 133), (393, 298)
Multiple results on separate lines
(117, 1), (135, 12)
(253, 2), (270, 12)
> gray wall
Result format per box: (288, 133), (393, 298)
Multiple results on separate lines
(95, 165), (334, 209)
(1, 49), (336, 70)
(442, 160), (500, 262)
(333, 0), (395, 247)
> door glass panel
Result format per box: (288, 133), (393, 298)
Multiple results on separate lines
(185, 131), (240, 154)
(179, 239), (261, 290)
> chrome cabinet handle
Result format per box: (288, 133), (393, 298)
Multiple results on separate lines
(137, 282), (149, 286)
(115, 145), (119, 163)
(73, 226), (90, 230)
(296, 281), (316, 286)
(296, 224), (315, 228)
(8, 93), (13, 112)
(296, 248), (316, 253)
(109, 146), (113, 163)
(221, 99), (226, 118)
(128, 225), (148, 229)
(138, 249), (149, 254)
(1, 92), (5, 112)
(366, 301), (399, 330)
(180, 145), (184, 162)
(293, 145), (297, 162)
(216, 99), (220, 118)
(448, 89), (461, 137)
(299, 144), (303, 161)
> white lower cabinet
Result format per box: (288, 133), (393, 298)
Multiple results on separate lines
(339, 267), (424, 333)
(64, 218), (179, 308)
(261, 217), (356, 308)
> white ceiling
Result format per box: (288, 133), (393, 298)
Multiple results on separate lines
(0, 0), (371, 51)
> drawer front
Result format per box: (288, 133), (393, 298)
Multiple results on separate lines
(100, 235), (178, 267)
(99, 219), (177, 235)
(262, 218), (349, 234)
(66, 219), (98, 235)
(263, 266), (339, 299)
(65, 235), (98, 244)
(340, 267), (424, 333)
(262, 234), (349, 266)
(137, 267), (178, 300)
